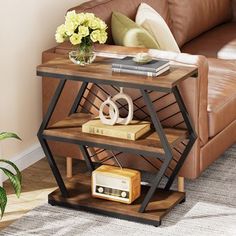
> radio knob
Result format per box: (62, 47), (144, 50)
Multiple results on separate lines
(98, 187), (104, 193)
(121, 191), (127, 198)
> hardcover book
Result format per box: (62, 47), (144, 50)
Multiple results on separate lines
(112, 66), (169, 77)
(112, 56), (169, 73)
(82, 119), (151, 140)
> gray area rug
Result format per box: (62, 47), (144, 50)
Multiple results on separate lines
(1, 145), (236, 236)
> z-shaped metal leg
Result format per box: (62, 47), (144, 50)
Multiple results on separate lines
(39, 138), (69, 197)
(165, 86), (197, 190)
(139, 89), (173, 213)
(37, 79), (68, 197)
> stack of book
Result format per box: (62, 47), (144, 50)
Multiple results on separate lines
(112, 57), (170, 77)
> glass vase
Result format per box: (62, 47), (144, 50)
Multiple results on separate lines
(69, 44), (96, 66)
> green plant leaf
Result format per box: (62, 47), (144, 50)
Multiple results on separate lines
(0, 187), (7, 218)
(0, 132), (21, 141)
(0, 160), (22, 183)
(0, 167), (21, 198)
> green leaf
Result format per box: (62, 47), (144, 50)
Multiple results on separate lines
(0, 187), (7, 218)
(0, 132), (21, 141)
(0, 160), (22, 183)
(0, 167), (21, 198)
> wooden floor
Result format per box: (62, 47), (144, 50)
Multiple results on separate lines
(0, 156), (81, 230)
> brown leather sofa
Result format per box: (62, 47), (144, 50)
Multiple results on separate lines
(42, 0), (236, 181)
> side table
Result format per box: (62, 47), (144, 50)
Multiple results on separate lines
(37, 55), (197, 226)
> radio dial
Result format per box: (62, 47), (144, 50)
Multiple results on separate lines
(98, 187), (104, 193)
(121, 191), (127, 198)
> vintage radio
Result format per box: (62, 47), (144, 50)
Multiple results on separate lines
(92, 165), (141, 204)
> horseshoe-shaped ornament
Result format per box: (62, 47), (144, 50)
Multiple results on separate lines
(109, 87), (133, 125)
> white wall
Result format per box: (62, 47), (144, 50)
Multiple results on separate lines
(0, 0), (89, 158)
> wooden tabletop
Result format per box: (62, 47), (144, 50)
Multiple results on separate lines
(37, 55), (197, 91)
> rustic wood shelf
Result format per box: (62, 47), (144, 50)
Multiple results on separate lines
(44, 113), (188, 157)
(49, 173), (185, 227)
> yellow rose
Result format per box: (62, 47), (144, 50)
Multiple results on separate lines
(90, 30), (101, 43)
(65, 20), (77, 36)
(85, 13), (95, 21)
(70, 33), (82, 45)
(65, 10), (77, 20)
(98, 19), (107, 30)
(98, 30), (108, 44)
(66, 11), (84, 25)
(78, 26), (89, 37)
(55, 24), (67, 43)
(65, 11), (86, 36)
(88, 18), (100, 30)
(77, 13), (85, 25)
(56, 24), (66, 35)
(55, 33), (65, 43)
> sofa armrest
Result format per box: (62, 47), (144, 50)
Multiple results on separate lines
(148, 49), (209, 145)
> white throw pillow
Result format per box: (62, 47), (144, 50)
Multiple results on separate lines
(135, 3), (180, 53)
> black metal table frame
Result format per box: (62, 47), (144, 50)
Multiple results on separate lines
(37, 71), (197, 213)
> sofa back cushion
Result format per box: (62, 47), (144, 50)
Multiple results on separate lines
(168, 0), (233, 47)
(69, 0), (170, 44)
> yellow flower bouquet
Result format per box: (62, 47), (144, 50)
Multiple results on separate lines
(55, 10), (108, 65)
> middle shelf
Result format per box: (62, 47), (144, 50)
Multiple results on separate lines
(43, 113), (188, 157)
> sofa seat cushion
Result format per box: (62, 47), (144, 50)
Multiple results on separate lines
(181, 22), (236, 59)
(207, 58), (236, 137)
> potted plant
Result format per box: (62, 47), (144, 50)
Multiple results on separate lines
(55, 10), (108, 65)
(0, 132), (22, 218)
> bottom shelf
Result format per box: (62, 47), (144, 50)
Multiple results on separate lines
(48, 173), (185, 227)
